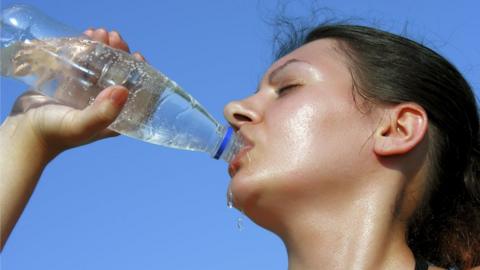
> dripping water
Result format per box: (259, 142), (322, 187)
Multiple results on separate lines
(227, 187), (245, 231)
(236, 214), (245, 231)
(227, 188), (234, 209)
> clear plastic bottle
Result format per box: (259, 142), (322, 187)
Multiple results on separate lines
(0, 4), (243, 162)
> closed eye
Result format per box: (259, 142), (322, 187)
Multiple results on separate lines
(277, 84), (302, 96)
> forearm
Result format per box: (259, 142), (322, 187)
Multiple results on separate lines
(0, 116), (55, 250)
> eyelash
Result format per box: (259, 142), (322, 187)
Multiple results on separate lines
(277, 84), (302, 96)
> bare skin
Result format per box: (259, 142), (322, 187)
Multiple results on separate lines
(0, 28), (142, 250)
(1, 30), (466, 269)
(224, 39), (444, 269)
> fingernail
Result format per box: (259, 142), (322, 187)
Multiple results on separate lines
(133, 52), (146, 61)
(84, 28), (94, 35)
(96, 28), (107, 34)
(111, 30), (121, 39)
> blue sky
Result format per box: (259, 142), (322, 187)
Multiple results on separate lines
(1, 1), (479, 269)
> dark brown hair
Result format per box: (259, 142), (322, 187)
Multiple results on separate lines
(276, 24), (480, 269)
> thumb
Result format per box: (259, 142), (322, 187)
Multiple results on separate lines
(69, 86), (129, 141)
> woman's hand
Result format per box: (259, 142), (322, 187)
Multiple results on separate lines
(0, 28), (145, 250)
(7, 28), (147, 157)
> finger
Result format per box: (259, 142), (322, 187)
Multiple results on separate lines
(92, 28), (109, 45)
(11, 90), (60, 115)
(83, 28), (94, 38)
(91, 129), (121, 141)
(108, 30), (130, 52)
(132, 52), (146, 62)
(78, 125), (121, 145)
(68, 86), (128, 141)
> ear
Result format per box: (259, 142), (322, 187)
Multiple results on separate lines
(373, 103), (428, 156)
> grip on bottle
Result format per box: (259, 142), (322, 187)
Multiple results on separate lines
(213, 127), (233, 159)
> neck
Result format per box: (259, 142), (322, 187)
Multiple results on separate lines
(280, 178), (416, 270)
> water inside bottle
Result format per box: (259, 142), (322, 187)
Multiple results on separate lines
(1, 37), (223, 153)
(1, 38), (109, 107)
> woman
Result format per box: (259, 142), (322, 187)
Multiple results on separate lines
(1, 24), (479, 269)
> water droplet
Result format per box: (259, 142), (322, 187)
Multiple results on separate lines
(236, 216), (245, 231)
(227, 188), (234, 209)
(88, 96), (95, 105)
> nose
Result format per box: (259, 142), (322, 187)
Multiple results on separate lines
(224, 96), (262, 131)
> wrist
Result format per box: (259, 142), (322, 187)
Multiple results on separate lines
(0, 115), (57, 249)
(0, 115), (59, 165)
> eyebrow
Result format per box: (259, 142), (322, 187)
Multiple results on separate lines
(254, 59), (311, 94)
(268, 58), (311, 85)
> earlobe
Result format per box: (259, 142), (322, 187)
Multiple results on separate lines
(373, 103), (428, 157)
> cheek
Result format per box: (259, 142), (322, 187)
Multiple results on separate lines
(275, 102), (319, 170)
(230, 93), (374, 210)
(229, 103), (320, 201)
(264, 96), (372, 187)
(245, 101), (325, 191)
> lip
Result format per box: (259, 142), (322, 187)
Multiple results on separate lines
(228, 134), (253, 177)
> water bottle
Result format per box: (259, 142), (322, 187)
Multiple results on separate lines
(0, 4), (243, 163)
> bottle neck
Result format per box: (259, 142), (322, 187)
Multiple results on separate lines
(213, 126), (233, 159)
(212, 127), (244, 163)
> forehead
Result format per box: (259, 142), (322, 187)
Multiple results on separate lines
(265, 38), (351, 83)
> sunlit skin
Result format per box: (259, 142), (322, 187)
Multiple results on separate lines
(224, 39), (442, 270)
(0, 28), (446, 269)
(0, 29), (134, 250)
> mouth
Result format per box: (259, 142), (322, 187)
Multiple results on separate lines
(228, 134), (253, 177)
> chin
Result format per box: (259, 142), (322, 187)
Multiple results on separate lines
(229, 170), (260, 210)
(229, 167), (289, 212)
(230, 172), (291, 234)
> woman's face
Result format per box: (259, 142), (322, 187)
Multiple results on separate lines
(224, 39), (378, 228)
